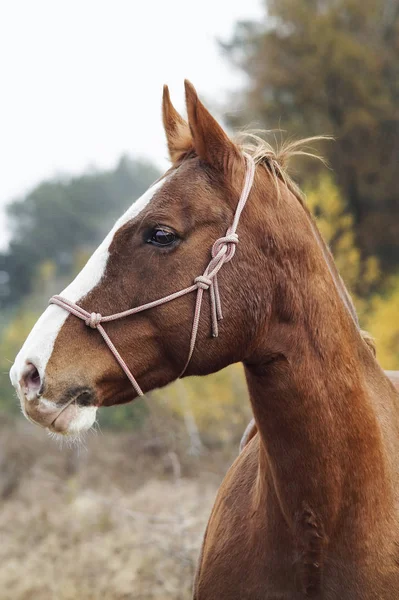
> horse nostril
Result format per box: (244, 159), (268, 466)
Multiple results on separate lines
(21, 362), (42, 400)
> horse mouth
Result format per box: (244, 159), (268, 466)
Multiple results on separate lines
(48, 390), (97, 435)
(20, 388), (97, 436)
(48, 401), (80, 434)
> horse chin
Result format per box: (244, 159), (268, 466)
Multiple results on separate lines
(20, 397), (97, 438)
(48, 403), (98, 437)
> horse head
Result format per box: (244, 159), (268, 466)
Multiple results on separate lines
(10, 82), (267, 436)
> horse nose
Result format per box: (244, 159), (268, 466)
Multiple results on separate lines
(20, 362), (43, 401)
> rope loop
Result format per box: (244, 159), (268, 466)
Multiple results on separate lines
(212, 233), (239, 262)
(85, 312), (102, 329)
(194, 275), (212, 290)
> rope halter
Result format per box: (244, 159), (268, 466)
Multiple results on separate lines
(49, 153), (256, 397)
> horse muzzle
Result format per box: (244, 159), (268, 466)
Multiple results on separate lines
(11, 362), (97, 435)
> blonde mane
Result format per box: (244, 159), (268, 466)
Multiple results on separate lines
(235, 131), (330, 203)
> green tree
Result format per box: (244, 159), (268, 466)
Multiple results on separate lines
(0, 156), (160, 307)
(224, 0), (399, 271)
(304, 172), (379, 315)
(365, 275), (399, 369)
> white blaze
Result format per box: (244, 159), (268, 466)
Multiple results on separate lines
(10, 179), (164, 394)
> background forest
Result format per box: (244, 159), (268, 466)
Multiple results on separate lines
(0, 1), (398, 598)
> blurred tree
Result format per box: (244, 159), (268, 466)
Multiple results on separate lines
(304, 172), (398, 369)
(0, 156), (160, 308)
(304, 172), (380, 316)
(154, 365), (251, 447)
(224, 0), (399, 271)
(366, 275), (399, 368)
(0, 308), (38, 415)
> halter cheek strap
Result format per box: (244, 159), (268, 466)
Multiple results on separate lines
(49, 153), (256, 397)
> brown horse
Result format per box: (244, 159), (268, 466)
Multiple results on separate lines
(10, 82), (399, 598)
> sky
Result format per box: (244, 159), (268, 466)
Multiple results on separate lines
(0, 0), (263, 246)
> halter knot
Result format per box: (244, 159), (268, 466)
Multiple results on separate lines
(194, 275), (213, 290)
(85, 312), (102, 328)
(212, 233), (239, 261)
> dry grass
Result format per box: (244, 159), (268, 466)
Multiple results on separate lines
(0, 415), (237, 600)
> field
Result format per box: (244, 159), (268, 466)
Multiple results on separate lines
(0, 414), (239, 600)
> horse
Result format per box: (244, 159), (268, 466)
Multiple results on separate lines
(10, 82), (399, 598)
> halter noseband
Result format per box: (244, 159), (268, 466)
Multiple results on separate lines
(49, 153), (256, 397)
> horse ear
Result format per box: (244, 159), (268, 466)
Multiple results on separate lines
(184, 80), (240, 171)
(162, 85), (192, 163)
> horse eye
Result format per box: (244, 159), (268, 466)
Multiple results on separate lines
(147, 227), (177, 247)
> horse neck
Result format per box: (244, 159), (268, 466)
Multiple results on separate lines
(243, 185), (397, 536)
(245, 325), (398, 558)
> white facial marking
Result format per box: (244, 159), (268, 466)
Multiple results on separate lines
(66, 406), (98, 434)
(10, 178), (165, 396)
(48, 406), (98, 444)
